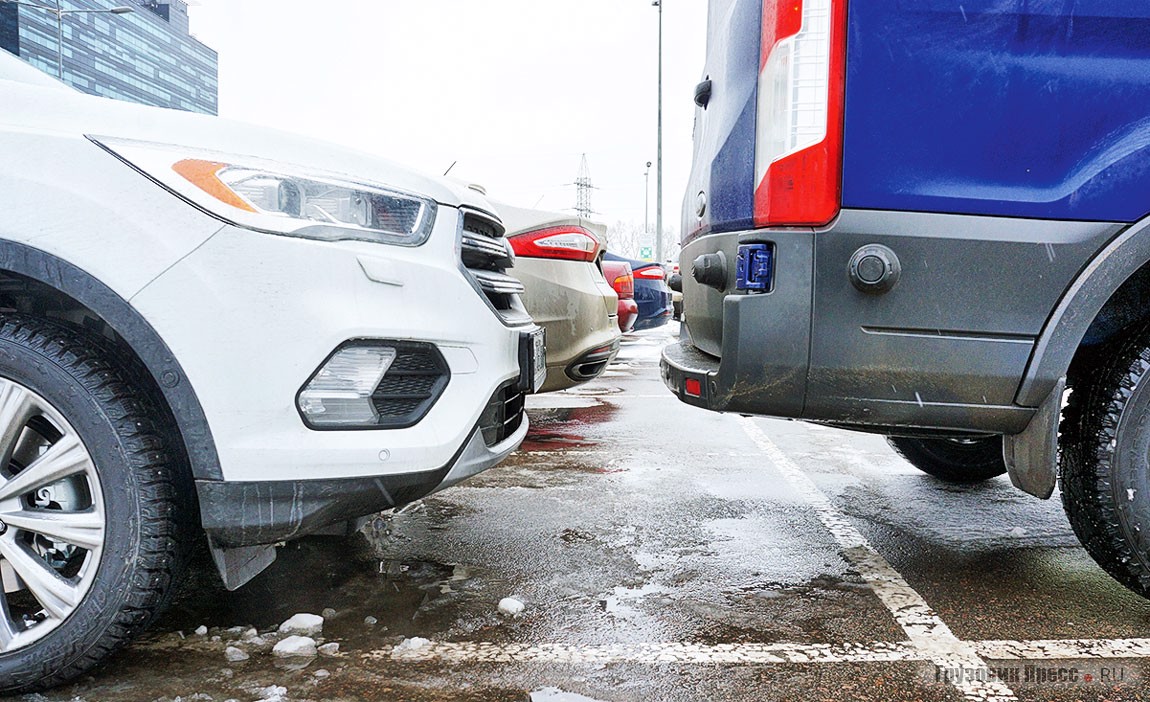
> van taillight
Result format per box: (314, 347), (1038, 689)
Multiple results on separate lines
(754, 0), (846, 228)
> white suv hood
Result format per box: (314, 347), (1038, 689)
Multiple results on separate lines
(0, 68), (493, 216)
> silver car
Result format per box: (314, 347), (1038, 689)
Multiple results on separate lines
(499, 203), (621, 393)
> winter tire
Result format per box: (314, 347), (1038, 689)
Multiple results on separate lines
(0, 316), (188, 693)
(887, 436), (1008, 483)
(1061, 323), (1150, 598)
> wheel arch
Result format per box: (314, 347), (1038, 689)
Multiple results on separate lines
(1017, 215), (1150, 407)
(0, 240), (222, 481)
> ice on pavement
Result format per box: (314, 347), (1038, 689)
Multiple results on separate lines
(250, 685), (289, 702)
(498, 597), (525, 617)
(278, 612), (324, 637)
(392, 637), (432, 656)
(272, 635), (317, 657)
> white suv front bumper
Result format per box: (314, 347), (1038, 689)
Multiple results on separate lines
(130, 206), (536, 546)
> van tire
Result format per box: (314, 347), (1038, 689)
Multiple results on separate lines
(887, 436), (1008, 483)
(1060, 323), (1150, 598)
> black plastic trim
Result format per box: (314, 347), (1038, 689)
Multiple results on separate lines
(0, 241), (222, 480)
(197, 427), (474, 548)
(456, 208), (534, 328)
(1018, 216), (1150, 407)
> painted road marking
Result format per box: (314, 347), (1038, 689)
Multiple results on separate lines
(379, 640), (921, 664)
(738, 417), (1018, 702)
(976, 638), (1150, 660)
(378, 637), (1150, 666)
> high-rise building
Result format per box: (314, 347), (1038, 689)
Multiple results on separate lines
(0, 0), (217, 114)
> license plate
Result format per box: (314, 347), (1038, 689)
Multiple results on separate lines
(519, 328), (547, 393)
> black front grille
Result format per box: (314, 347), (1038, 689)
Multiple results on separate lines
(370, 343), (450, 428)
(479, 380), (525, 447)
(460, 210), (531, 324)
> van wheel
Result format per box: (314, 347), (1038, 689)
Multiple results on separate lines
(1061, 323), (1150, 598)
(0, 316), (188, 693)
(887, 436), (1007, 483)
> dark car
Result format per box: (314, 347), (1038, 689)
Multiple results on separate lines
(605, 252), (672, 331)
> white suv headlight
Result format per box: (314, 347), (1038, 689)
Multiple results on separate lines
(92, 137), (437, 246)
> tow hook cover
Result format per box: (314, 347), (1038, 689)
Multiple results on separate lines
(735, 243), (774, 292)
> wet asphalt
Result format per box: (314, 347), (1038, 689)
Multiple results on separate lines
(23, 323), (1150, 702)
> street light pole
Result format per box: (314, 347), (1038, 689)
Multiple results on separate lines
(644, 161), (652, 238)
(53, 0), (62, 78)
(0, 0), (134, 81)
(653, 0), (664, 264)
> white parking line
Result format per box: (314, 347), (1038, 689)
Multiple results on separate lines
(378, 640), (921, 664)
(378, 637), (1150, 666)
(976, 638), (1150, 660)
(737, 418), (1019, 701)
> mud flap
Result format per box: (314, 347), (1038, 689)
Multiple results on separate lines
(208, 538), (277, 591)
(1003, 377), (1065, 499)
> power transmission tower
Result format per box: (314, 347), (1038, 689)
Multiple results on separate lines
(574, 154), (594, 220)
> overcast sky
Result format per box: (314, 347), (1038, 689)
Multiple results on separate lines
(187, 1), (708, 233)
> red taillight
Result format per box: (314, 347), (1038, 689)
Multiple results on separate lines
(508, 225), (601, 262)
(684, 378), (703, 397)
(753, 0), (847, 228)
(633, 267), (666, 281)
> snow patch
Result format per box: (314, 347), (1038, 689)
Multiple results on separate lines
(224, 646), (249, 662)
(498, 597), (525, 617)
(278, 612), (324, 637)
(392, 637), (432, 657)
(273, 635), (318, 658)
(252, 685), (289, 702)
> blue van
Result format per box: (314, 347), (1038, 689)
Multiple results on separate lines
(662, 0), (1150, 597)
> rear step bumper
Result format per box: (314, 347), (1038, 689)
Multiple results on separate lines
(660, 338), (721, 410)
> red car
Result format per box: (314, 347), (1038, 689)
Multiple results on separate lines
(602, 259), (638, 333)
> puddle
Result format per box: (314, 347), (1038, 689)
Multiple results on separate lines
(158, 538), (477, 651)
(599, 583), (672, 619)
(562, 386), (624, 396)
(520, 404), (618, 452)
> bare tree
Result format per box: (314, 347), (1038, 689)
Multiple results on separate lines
(604, 220), (681, 262)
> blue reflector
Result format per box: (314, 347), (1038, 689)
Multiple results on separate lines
(735, 244), (774, 291)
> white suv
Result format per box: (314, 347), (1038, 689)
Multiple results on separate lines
(0, 52), (543, 690)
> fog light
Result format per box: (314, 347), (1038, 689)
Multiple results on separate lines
(298, 345), (397, 427)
